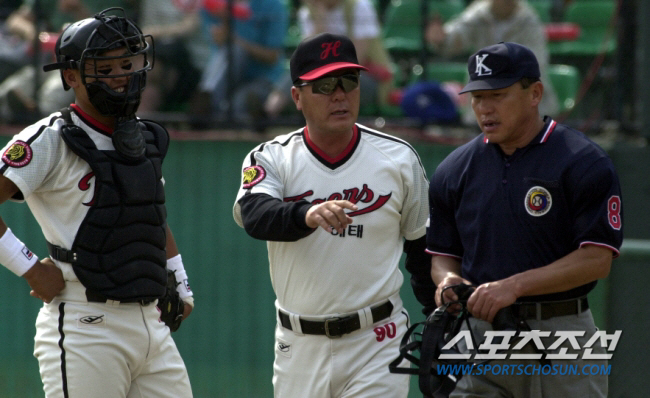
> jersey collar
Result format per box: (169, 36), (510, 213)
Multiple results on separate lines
(303, 125), (361, 169)
(482, 116), (557, 146)
(537, 116), (557, 144)
(70, 104), (113, 135)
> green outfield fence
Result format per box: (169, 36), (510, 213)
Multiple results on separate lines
(0, 137), (648, 397)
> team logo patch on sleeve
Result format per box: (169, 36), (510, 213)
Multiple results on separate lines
(525, 186), (552, 216)
(2, 141), (33, 168)
(242, 165), (266, 188)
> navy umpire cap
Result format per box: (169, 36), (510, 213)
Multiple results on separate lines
(459, 42), (540, 94)
(290, 32), (368, 83)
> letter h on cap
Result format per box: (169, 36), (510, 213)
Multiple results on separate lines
(320, 41), (342, 59)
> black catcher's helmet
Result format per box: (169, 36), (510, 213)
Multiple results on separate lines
(43, 7), (154, 117)
(389, 284), (533, 397)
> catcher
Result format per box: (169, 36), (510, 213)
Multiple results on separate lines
(0, 8), (194, 397)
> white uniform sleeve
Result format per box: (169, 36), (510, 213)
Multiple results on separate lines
(1, 121), (67, 201)
(399, 149), (429, 241)
(233, 143), (285, 227)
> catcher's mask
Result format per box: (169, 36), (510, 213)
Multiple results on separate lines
(389, 284), (486, 398)
(43, 7), (153, 118)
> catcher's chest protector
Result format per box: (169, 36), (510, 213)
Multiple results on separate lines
(60, 109), (169, 301)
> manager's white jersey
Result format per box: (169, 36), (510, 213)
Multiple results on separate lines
(0, 106), (152, 282)
(234, 124), (429, 315)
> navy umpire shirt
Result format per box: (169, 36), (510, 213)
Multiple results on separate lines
(426, 117), (623, 302)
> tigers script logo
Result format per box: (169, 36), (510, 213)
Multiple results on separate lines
(284, 184), (391, 216)
(79, 172), (96, 206)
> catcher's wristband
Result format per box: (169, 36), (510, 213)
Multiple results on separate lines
(167, 254), (193, 299)
(0, 228), (38, 276)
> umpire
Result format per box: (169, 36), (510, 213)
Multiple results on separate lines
(427, 42), (623, 397)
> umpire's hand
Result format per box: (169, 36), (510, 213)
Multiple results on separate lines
(305, 200), (358, 235)
(24, 257), (65, 303)
(467, 280), (518, 323)
(435, 274), (472, 314)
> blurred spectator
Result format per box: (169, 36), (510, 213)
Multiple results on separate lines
(426, 0), (559, 122)
(191, 0), (288, 126)
(264, 0), (394, 119)
(0, 0), (22, 18)
(0, 0), (29, 83)
(138, 0), (211, 113)
(0, 0), (138, 124)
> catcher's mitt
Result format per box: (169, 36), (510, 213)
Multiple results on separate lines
(158, 270), (185, 332)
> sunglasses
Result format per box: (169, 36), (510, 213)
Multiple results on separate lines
(295, 74), (360, 95)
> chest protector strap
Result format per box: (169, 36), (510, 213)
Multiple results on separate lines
(56, 108), (170, 301)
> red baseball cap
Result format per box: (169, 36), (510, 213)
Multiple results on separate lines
(290, 33), (368, 83)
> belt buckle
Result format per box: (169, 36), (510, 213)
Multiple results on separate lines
(324, 317), (342, 339)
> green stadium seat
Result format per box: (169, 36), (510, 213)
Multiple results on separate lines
(378, 103), (404, 118)
(359, 62), (406, 117)
(284, 24), (302, 53)
(548, 1), (617, 56)
(382, 0), (464, 56)
(283, 0), (302, 53)
(410, 61), (468, 84)
(359, 102), (405, 118)
(528, 0), (552, 23)
(402, 61), (468, 120)
(547, 64), (580, 113)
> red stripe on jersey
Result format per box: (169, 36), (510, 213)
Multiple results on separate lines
(304, 125), (359, 164)
(579, 241), (621, 258)
(70, 104), (113, 134)
(482, 119), (558, 145)
(425, 249), (462, 260)
(540, 119), (557, 143)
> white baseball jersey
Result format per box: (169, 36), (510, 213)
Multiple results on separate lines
(1, 106), (111, 282)
(234, 123), (429, 316)
(1, 106), (191, 397)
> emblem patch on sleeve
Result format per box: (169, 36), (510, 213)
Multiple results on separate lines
(2, 141), (33, 168)
(525, 186), (552, 216)
(242, 165), (266, 189)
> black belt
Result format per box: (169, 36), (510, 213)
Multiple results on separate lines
(85, 290), (156, 306)
(513, 297), (589, 321)
(279, 301), (394, 338)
